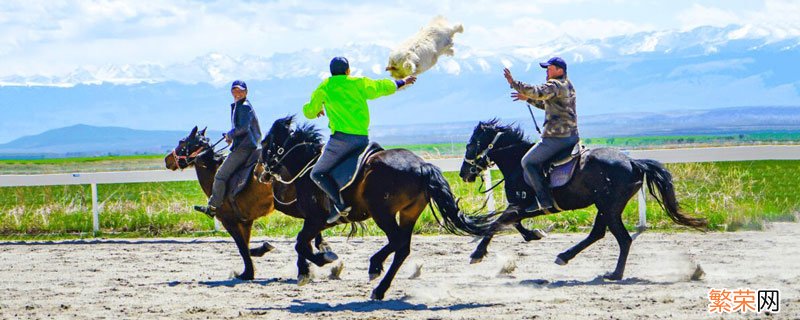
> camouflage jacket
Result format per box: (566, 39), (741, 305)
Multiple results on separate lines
(511, 77), (578, 138)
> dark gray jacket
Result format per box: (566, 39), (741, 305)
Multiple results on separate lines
(227, 99), (261, 151)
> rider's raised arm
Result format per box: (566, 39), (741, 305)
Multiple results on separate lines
(512, 80), (559, 101)
(302, 83), (326, 119)
(359, 77), (398, 100)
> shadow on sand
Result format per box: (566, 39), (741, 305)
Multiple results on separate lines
(519, 276), (675, 288)
(249, 298), (498, 313)
(163, 277), (291, 288)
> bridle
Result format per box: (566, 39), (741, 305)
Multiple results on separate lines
(260, 133), (320, 185)
(463, 131), (505, 174)
(171, 136), (225, 168)
(462, 130), (524, 194)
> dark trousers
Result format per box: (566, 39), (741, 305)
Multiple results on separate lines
(310, 132), (369, 205)
(208, 147), (253, 208)
(521, 135), (579, 202)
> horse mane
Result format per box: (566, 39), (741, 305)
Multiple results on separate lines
(292, 122), (324, 144)
(479, 118), (531, 145)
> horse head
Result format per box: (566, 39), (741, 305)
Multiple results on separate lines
(258, 115), (322, 183)
(460, 119), (528, 182)
(164, 126), (210, 170)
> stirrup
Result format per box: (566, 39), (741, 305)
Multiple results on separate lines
(326, 202), (350, 224)
(523, 200), (553, 213)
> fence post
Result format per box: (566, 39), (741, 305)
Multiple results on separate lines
(91, 183), (99, 235)
(638, 178), (647, 230)
(483, 170), (495, 211)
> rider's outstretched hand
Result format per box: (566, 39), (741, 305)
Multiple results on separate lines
(404, 76), (417, 85)
(316, 109), (326, 118)
(511, 91), (529, 102)
(503, 68), (515, 87)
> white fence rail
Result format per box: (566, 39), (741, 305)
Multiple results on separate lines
(2, 145), (799, 234)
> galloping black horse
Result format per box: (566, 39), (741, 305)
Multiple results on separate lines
(258, 116), (482, 300)
(460, 119), (707, 280)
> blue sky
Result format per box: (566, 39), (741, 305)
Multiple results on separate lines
(0, 0), (796, 81)
(1, 0), (800, 144)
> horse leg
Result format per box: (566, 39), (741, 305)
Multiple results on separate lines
(314, 233), (331, 253)
(555, 212), (607, 265)
(250, 239), (276, 257)
(222, 219), (255, 280)
(470, 209), (544, 263)
(514, 221), (544, 242)
(469, 234), (493, 264)
(368, 216), (399, 281)
(371, 225), (414, 301)
(294, 221), (335, 285)
(603, 212), (632, 280)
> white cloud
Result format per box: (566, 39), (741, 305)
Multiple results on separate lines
(1, 0), (800, 85)
(677, 4), (740, 31)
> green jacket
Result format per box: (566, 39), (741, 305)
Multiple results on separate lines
(303, 75), (397, 136)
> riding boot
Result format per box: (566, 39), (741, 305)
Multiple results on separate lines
(523, 168), (554, 213)
(193, 205), (217, 218)
(314, 174), (351, 224)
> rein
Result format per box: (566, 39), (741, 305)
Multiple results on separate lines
(270, 153), (320, 185)
(478, 174), (505, 194)
(526, 103), (543, 135)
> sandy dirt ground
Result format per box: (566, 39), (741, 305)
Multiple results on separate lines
(1, 222), (799, 319)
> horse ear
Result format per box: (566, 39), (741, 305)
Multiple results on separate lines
(199, 127), (207, 136)
(190, 126), (198, 136)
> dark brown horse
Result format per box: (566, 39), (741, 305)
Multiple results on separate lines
(258, 116), (482, 300)
(460, 120), (707, 280)
(165, 126), (330, 280)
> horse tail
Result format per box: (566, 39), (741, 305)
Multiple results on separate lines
(632, 159), (708, 230)
(419, 162), (486, 236)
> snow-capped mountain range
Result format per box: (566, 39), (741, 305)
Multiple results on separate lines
(0, 24), (798, 145)
(3, 24), (798, 87)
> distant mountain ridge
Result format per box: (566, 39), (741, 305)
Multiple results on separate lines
(0, 124), (224, 158)
(2, 106), (798, 158)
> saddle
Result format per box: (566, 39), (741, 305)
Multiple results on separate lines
(543, 142), (586, 188)
(226, 148), (261, 201)
(330, 142), (384, 192)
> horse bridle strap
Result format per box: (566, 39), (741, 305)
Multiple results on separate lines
(270, 153), (320, 185)
(464, 132), (504, 166)
(172, 146), (206, 166)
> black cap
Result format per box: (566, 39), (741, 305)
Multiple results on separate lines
(330, 56), (349, 75)
(539, 57), (567, 71)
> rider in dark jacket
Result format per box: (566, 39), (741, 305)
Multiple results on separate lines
(194, 80), (262, 217)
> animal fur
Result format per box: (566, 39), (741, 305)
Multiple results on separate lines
(386, 16), (464, 79)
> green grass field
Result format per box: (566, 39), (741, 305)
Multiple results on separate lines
(1, 159), (797, 240)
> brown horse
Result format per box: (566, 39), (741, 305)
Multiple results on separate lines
(258, 116), (483, 300)
(165, 126), (329, 280)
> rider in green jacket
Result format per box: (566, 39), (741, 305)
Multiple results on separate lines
(304, 56), (416, 223)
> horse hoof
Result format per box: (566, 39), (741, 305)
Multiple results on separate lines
(603, 272), (622, 281)
(368, 273), (381, 281)
(533, 229), (547, 239)
(323, 252), (339, 263)
(554, 257), (567, 266)
(297, 274), (311, 286)
(370, 289), (385, 301)
(470, 257), (483, 264)
(317, 241), (332, 253)
(234, 271), (254, 281)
